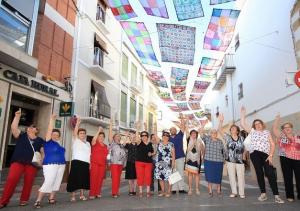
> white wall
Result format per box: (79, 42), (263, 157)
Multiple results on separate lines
(205, 0), (300, 127)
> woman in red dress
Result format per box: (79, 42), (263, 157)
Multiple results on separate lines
(89, 126), (108, 199)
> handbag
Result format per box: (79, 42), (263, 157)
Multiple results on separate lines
(168, 169), (182, 185)
(28, 137), (43, 168)
(243, 129), (254, 151)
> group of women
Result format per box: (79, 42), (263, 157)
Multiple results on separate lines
(0, 106), (299, 209)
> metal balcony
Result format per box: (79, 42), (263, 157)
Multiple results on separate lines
(89, 47), (113, 80)
(212, 54), (236, 90)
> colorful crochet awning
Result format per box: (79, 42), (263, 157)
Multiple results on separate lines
(168, 105), (181, 112)
(139, 0), (169, 18)
(210, 0), (236, 5)
(108, 0), (137, 20)
(170, 67), (189, 101)
(120, 21), (160, 66)
(204, 9), (240, 51)
(173, 0), (204, 21)
(198, 57), (222, 78)
(194, 111), (206, 118)
(158, 91), (173, 102)
(189, 102), (201, 110)
(192, 81), (211, 93)
(157, 23), (196, 65)
(147, 70), (168, 88)
(189, 93), (203, 102)
(177, 102), (190, 111)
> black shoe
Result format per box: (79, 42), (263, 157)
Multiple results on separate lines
(179, 190), (188, 194)
(172, 191), (177, 194)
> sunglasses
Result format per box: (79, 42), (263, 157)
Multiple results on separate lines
(163, 133), (170, 137)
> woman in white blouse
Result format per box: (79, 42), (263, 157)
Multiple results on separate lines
(66, 117), (91, 202)
(241, 107), (284, 203)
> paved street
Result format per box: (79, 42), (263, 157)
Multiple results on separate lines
(1, 174), (299, 211)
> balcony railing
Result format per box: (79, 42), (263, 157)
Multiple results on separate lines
(212, 54), (236, 90)
(89, 47), (113, 80)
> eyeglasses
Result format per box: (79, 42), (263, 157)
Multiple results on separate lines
(141, 134), (148, 137)
(283, 126), (292, 129)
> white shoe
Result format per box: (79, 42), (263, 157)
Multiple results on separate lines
(274, 195), (284, 204)
(258, 193), (267, 201)
(229, 193), (237, 198)
(240, 195), (246, 199)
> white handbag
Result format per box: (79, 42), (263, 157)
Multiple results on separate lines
(244, 129), (254, 151)
(168, 169), (182, 185)
(28, 137), (43, 168)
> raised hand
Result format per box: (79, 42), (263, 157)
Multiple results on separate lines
(15, 108), (21, 118)
(218, 113), (224, 122)
(241, 106), (246, 115)
(98, 126), (103, 132)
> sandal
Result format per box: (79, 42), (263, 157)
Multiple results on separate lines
(89, 196), (96, 200)
(70, 196), (76, 202)
(188, 190), (192, 195)
(196, 190), (200, 195)
(96, 195), (102, 198)
(19, 201), (28, 206)
(165, 193), (171, 198)
(146, 192), (152, 198)
(208, 192), (213, 198)
(34, 201), (41, 209)
(158, 192), (165, 197)
(48, 198), (56, 204)
(79, 195), (87, 201)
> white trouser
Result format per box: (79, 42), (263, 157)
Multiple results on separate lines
(39, 164), (66, 193)
(227, 162), (245, 196)
(172, 157), (187, 191)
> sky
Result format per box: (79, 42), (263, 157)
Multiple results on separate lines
(120, 0), (245, 124)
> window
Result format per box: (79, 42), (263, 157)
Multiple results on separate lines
(129, 97), (136, 127)
(148, 112), (153, 134)
(139, 103), (143, 121)
(131, 63), (137, 86)
(90, 81), (111, 118)
(120, 91), (127, 123)
(122, 53), (128, 80)
(93, 47), (104, 67)
(235, 34), (240, 51)
(238, 83), (243, 100)
(0, 0), (37, 53)
(96, 1), (106, 23)
(139, 72), (144, 90)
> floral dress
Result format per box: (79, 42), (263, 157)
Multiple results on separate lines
(155, 142), (174, 181)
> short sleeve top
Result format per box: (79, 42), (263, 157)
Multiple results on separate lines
(202, 134), (225, 162)
(249, 130), (271, 155)
(91, 142), (108, 165)
(110, 141), (127, 165)
(136, 141), (154, 163)
(72, 138), (91, 163)
(43, 140), (66, 165)
(11, 132), (44, 165)
(278, 133), (300, 160)
(224, 134), (244, 164)
(125, 143), (137, 163)
(169, 131), (185, 159)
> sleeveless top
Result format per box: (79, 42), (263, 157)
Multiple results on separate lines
(43, 140), (66, 165)
(72, 138), (91, 163)
(91, 142), (108, 165)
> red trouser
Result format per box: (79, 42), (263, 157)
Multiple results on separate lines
(110, 164), (123, 195)
(135, 161), (152, 186)
(89, 162), (106, 197)
(0, 162), (37, 205)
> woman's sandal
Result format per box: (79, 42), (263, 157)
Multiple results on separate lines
(79, 195), (87, 201)
(146, 192), (152, 198)
(34, 201), (41, 209)
(48, 198), (56, 204)
(138, 192), (143, 198)
(70, 197), (76, 202)
(158, 192), (165, 197)
(19, 201), (28, 206)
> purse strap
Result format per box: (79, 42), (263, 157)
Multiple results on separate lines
(27, 136), (36, 154)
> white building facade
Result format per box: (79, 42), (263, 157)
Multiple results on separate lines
(203, 0), (300, 180)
